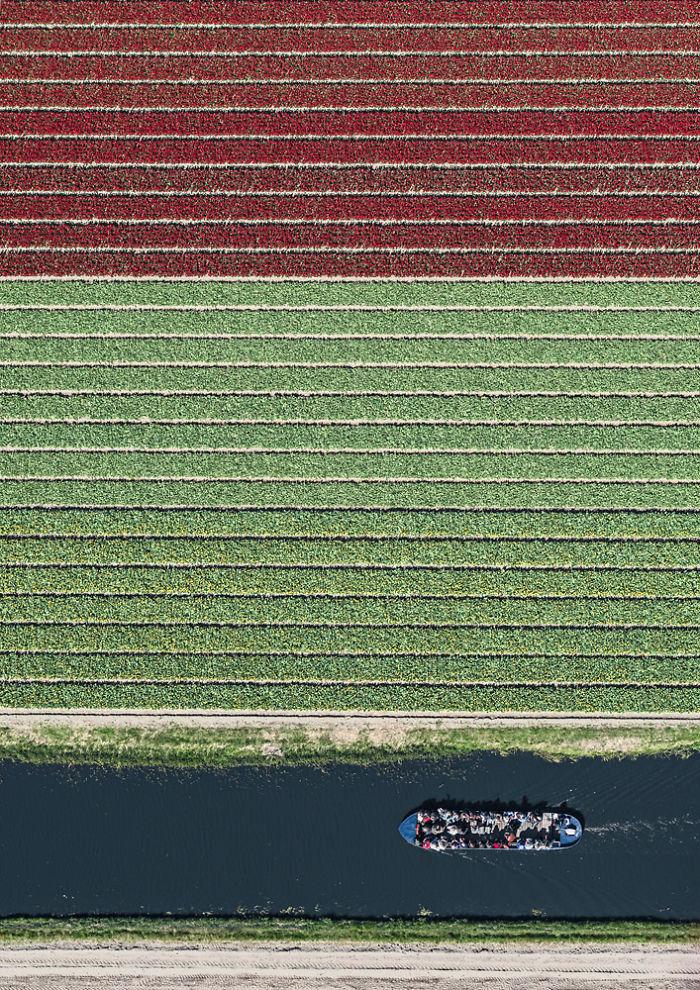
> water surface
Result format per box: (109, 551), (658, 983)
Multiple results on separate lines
(0, 753), (697, 918)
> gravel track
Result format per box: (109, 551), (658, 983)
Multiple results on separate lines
(0, 943), (698, 990)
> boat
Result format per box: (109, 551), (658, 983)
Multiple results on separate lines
(399, 806), (583, 851)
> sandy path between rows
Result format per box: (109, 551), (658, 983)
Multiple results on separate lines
(0, 942), (698, 990)
(5, 709), (699, 725)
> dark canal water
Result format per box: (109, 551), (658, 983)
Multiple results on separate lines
(0, 753), (698, 919)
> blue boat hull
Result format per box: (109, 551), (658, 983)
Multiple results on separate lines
(399, 813), (419, 845)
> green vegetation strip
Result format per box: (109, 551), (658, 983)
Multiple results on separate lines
(3, 567), (697, 596)
(1, 508), (697, 537)
(1, 720), (699, 769)
(2, 684), (699, 712)
(2, 280), (699, 712)
(10, 337), (700, 362)
(4, 368), (699, 392)
(4, 278), (700, 306)
(1, 536), (698, 565)
(2, 452), (699, 480)
(5, 425), (700, 453)
(2, 659), (699, 687)
(5, 397), (698, 422)
(2, 595), (698, 625)
(0, 638), (697, 678)
(7, 310), (700, 336)
(3, 481), (700, 510)
(0, 916), (696, 944)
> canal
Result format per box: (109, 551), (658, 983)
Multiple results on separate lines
(0, 752), (697, 918)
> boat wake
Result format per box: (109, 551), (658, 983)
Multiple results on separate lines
(586, 817), (700, 844)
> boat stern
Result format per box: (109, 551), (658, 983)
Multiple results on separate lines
(559, 814), (584, 847)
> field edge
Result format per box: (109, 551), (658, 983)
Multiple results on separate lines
(0, 711), (699, 767)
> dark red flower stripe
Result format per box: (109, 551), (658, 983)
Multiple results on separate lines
(7, 221), (700, 249)
(5, 138), (700, 166)
(4, 26), (700, 51)
(2, 253), (697, 279)
(5, 110), (700, 137)
(6, 84), (700, 111)
(4, 166), (700, 196)
(4, 196), (700, 222)
(3, 1), (697, 26)
(2, 55), (698, 81)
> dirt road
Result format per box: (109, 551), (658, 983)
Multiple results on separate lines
(1, 943), (698, 990)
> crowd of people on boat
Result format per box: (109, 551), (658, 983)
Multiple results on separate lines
(415, 807), (563, 850)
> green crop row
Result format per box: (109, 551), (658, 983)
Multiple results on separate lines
(2, 593), (697, 626)
(3, 367), (698, 392)
(7, 425), (700, 453)
(1, 682), (698, 712)
(2, 565), (698, 596)
(4, 277), (700, 308)
(1, 451), (697, 481)
(5, 396), (696, 422)
(6, 338), (699, 365)
(0, 507), (696, 538)
(0, 650), (696, 683)
(3, 448), (697, 477)
(5, 310), (700, 337)
(2, 480), (699, 508)
(0, 624), (697, 656)
(1, 536), (697, 566)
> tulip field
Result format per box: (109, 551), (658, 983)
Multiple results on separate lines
(1, 279), (698, 711)
(2, 1), (700, 713)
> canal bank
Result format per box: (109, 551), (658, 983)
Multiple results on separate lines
(0, 712), (699, 768)
(0, 752), (697, 920)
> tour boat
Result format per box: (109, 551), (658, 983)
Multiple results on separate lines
(399, 807), (583, 851)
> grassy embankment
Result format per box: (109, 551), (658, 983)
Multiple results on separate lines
(0, 915), (696, 944)
(1, 279), (699, 712)
(0, 719), (699, 768)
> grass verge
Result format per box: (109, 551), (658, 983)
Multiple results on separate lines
(0, 915), (696, 944)
(1, 719), (699, 769)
